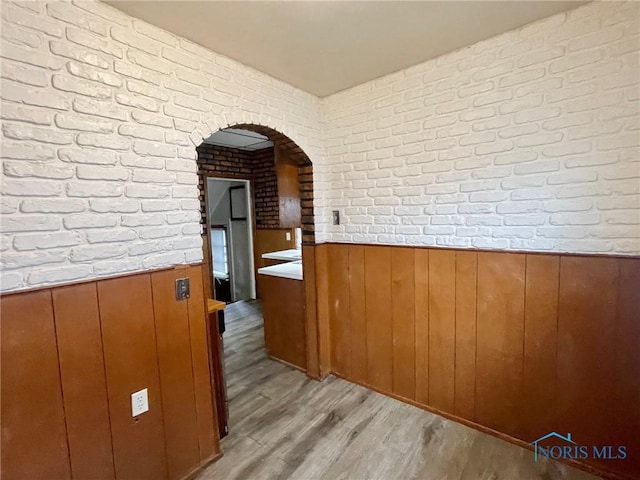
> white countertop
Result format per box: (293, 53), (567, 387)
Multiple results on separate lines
(258, 260), (303, 281)
(261, 249), (302, 261)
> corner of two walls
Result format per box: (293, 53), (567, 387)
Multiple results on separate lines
(311, 4), (640, 479)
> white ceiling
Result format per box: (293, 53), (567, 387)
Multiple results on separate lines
(204, 128), (274, 151)
(105, 1), (586, 97)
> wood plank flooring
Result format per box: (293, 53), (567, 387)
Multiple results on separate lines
(197, 300), (600, 480)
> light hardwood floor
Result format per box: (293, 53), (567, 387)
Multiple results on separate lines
(197, 300), (600, 480)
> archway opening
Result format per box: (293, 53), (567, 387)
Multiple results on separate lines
(195, 124), (316, 440)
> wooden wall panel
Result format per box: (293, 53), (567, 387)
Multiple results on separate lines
(454, 251), (477, 421)
(186, 265), (220, 463)
(323, 244), (640, 480)
(476, 252), (525, 438)
(1, 265), (220, 480)
(613, 259), (640, 477)
(314, 244), (332, 378)
(201, 233), (214, 299)
(275, 145), (301, 228)
(328, 244), (351, 377)
(302, 245), (320, 378)
(364, 246), (392, 392)
(261, 275), (307, 369)
(557, 257), (618, 452)
(521, 255), (559, 440)
(414, 249), (429, 406)
(391, 247), (415, 401)
(428, 249), (456, 414)
(151, 268), (200, 480)
(1, 290), (71, 480)
(4, 241), (639, 480)
(98, 274), (168, 480)
(348, 245), (367, 384)
(52, 283), (115, 480)
(287, 276), (307, 370)
(205, 309), (227, 443)
(259, 273), (280, 359)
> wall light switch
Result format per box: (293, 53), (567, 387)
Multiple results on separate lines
(332, 210), (340, 225)
(131, 388), (149, 417)
(285, 231), (291, 241)
(175, 278), (190, 301)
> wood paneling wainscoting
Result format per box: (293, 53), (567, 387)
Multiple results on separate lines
(318, 243), (639, 480)
(259, 274), (307, 370)
(1, 265), (221, 480)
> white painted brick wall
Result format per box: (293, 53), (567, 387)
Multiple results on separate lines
(1, 0), (639, 293)
(0, 0), (322, 292)
(318, 1), (640, 254)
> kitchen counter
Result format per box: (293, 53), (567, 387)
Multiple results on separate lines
(258, 267), (306, 370)
(257, 260), (302, 281)
(261, 249), (302, 262)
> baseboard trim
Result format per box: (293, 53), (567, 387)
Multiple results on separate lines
(331, 372), (630, 480)
(179, 452), (224, 480)
(267, 354), (307, 373)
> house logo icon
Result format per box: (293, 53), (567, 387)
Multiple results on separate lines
(529, 432), (576, 462)
(529, 432), (627, 462)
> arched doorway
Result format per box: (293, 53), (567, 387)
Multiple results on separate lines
(194, 124), (317, 439)
(196, 124), (315, 253)
(196, 124), (316, 300)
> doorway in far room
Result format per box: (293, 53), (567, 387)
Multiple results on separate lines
(206, 178), (255, 304)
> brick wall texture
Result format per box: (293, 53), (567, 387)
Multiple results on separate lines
(252, 147), (280, 228)
(0, 0), (322, 291)
(1, 0), (638, 292)
(196, 143), (281, 228)
(317, 2), (640, 253)
(196, 131), (315, 241)
(233, 124), (316, 242)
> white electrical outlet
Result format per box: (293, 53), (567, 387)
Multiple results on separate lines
(285, 231), (291, 241)
(131, 388), (149, 417)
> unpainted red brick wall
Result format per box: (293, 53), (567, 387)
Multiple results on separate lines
(196, 143), (279, 228)
(233, 124), (315, 243)
(252, 148), (280, 228)
(196, 124), (315, 243)
(298, 165), (314, 244)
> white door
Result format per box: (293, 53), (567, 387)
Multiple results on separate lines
(229, 220), (251, 301)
